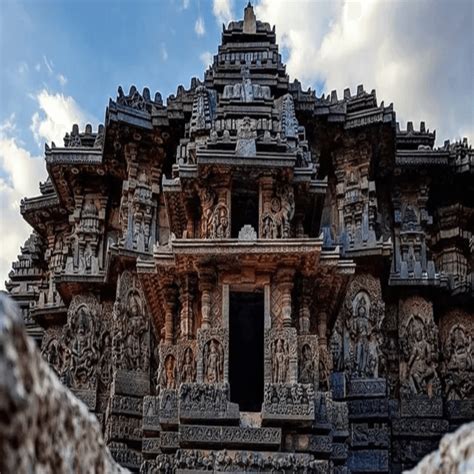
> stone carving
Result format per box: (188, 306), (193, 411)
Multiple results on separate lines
(263, 383), (315, 418)
(298, 336), (319, 388)
(235, 116), (257, 156)
(63, 295), (100, 391)
(65, 197), (103, 275)
(197, 328), (228, 384)
(222, 65), (271, 101)
(264, 328), (297, 385)
(400, 299), (441, 397)
(330, 275), (385, 379)
(261, 184), (295, 239)
(204, 339), (224, 383)
(180, 345), (196, 383)
(113, 271), (149, 373)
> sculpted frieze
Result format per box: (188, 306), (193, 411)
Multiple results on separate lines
(440, 309), (473, 400)
(399, 297), (440, 398)
(197, 328), (228, 384)
(298, 335), (319, 389)
(330, 274), (385, 379)
(264, 327), (297, 385)
(260, 183), (295, 239)
(113, 271), (150, 373)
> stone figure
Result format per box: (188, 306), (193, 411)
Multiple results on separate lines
(199, 187), (215, 238)
(352, 296), (370, 376)
(299, 344), (314, 384)
(403, 315), (439, 396)
(181, 347), (196, 383)
(272, 338), (289, 383)
(70, 304), (97, 389)
(204, 339), (223, 384)
(330, 320), (344, 372)
(164, 355), (177, 389)
(444, 324), (473, 400)
(125, 291), (147, 371)
(210, 203), (229, 239)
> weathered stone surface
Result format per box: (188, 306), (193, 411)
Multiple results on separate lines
(0, 294), (128, 474)
(405, 421), (474, 474)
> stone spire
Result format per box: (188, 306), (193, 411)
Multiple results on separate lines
(243, 2), (257, 34)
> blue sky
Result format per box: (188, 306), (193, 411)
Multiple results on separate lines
(0, 0), (473, 288)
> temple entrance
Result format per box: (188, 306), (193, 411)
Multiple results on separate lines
(229, 291), (264, 412)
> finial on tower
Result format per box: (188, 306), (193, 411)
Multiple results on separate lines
(243, 2), (256, 34)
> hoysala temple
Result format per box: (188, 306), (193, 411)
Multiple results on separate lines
(5, 4), (473, 473)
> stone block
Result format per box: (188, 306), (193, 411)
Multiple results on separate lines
(348, 378), (387, 398)
(351, 423), (390, 448)
(180, 425), (282, 449)
(400, 397), (443, 418)
(143, 395), (161, 433)
(347, 449), (389, 472)
(392, 418), (449, 437)
(348, 398), (389, 419)
(284, 433), (332, 454)
(113, 369), (150, 397)
(331, 372), (347, 400)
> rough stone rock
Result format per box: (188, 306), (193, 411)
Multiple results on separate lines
(0, 294), (129, 474)
(405, 421), (474, 474)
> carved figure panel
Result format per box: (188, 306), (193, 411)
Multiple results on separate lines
(298, 335), (319, 389)
(260, 183), (295, 239)
(178, 343), (197, 384)
(113, 271), (150, 373)
(440, 309), (473, 400)
(399, 296), (441, 398)
(197, 328), (229, 384)
(264, 328), (297, 385)
(330, 274), (385, 379)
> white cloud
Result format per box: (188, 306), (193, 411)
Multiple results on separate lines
(30, 89), (91, 146)
(195, 16), (206, 36)
(42, 55), (54, 75)
(57, 73), (67, 87)
(255, 0), (473, 144)
(213, 0), (234, 26)
(18, 62), (29, 75)
(182, 0), (190, 9)
(161, 43), (169, 61)
(35, 63), (41, 72)
(0, 115), (47, 290)
(200, 51), (214, 68)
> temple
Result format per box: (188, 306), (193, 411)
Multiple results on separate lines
(6, 4), (474, 473)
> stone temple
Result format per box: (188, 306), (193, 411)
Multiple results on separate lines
(5, 4), (474, 473)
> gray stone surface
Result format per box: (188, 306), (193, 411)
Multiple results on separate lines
(0, 294), (128, 474)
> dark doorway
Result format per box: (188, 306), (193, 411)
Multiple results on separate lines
(229, 291), (264, 411)
(231, 191), (259, 238)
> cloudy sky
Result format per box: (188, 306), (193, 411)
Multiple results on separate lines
(0, 0), (473, 288)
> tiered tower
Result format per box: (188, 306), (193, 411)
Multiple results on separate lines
(7, 4), (473, 473)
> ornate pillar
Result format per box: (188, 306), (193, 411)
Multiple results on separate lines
(298, 279), (311, 334)
(277, 268), (295, 328)
(259, 176), (273, 237)
(199, 268), (214, 330)
(179, 274), (195, 340)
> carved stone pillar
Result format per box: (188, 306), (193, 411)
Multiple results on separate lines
(162, 284), (176, 344)
(318, 311), (328, 348)
(199, 269), (214, 330)
(277, 268), (295, 328)
(299, 280), (311, 334)
(179, 275), (195, 340)
(259, 176), (273, 237)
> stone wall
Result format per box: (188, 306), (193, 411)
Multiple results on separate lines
(0, 294), (129, 474)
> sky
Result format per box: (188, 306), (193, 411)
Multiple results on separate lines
(0, 0), (473, 289)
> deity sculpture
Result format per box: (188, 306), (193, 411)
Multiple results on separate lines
(272, 338), (288, 383)
(352, 296), (370, 376)
(125, 291), (147, 371)
(299, 344), (314, 384)
(402, 315), (439, 396)
(164, 355), (177, 389)
(210, 203), (229, 239)
(181, 347), (196, 383)
(443, 324), (473, 400)
(204, 339), (223, 384)
(70, 305), (97, 389)
(199, 187), (215, 238)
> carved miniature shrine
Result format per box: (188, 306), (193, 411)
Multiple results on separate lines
(6, 4), (473, 473)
